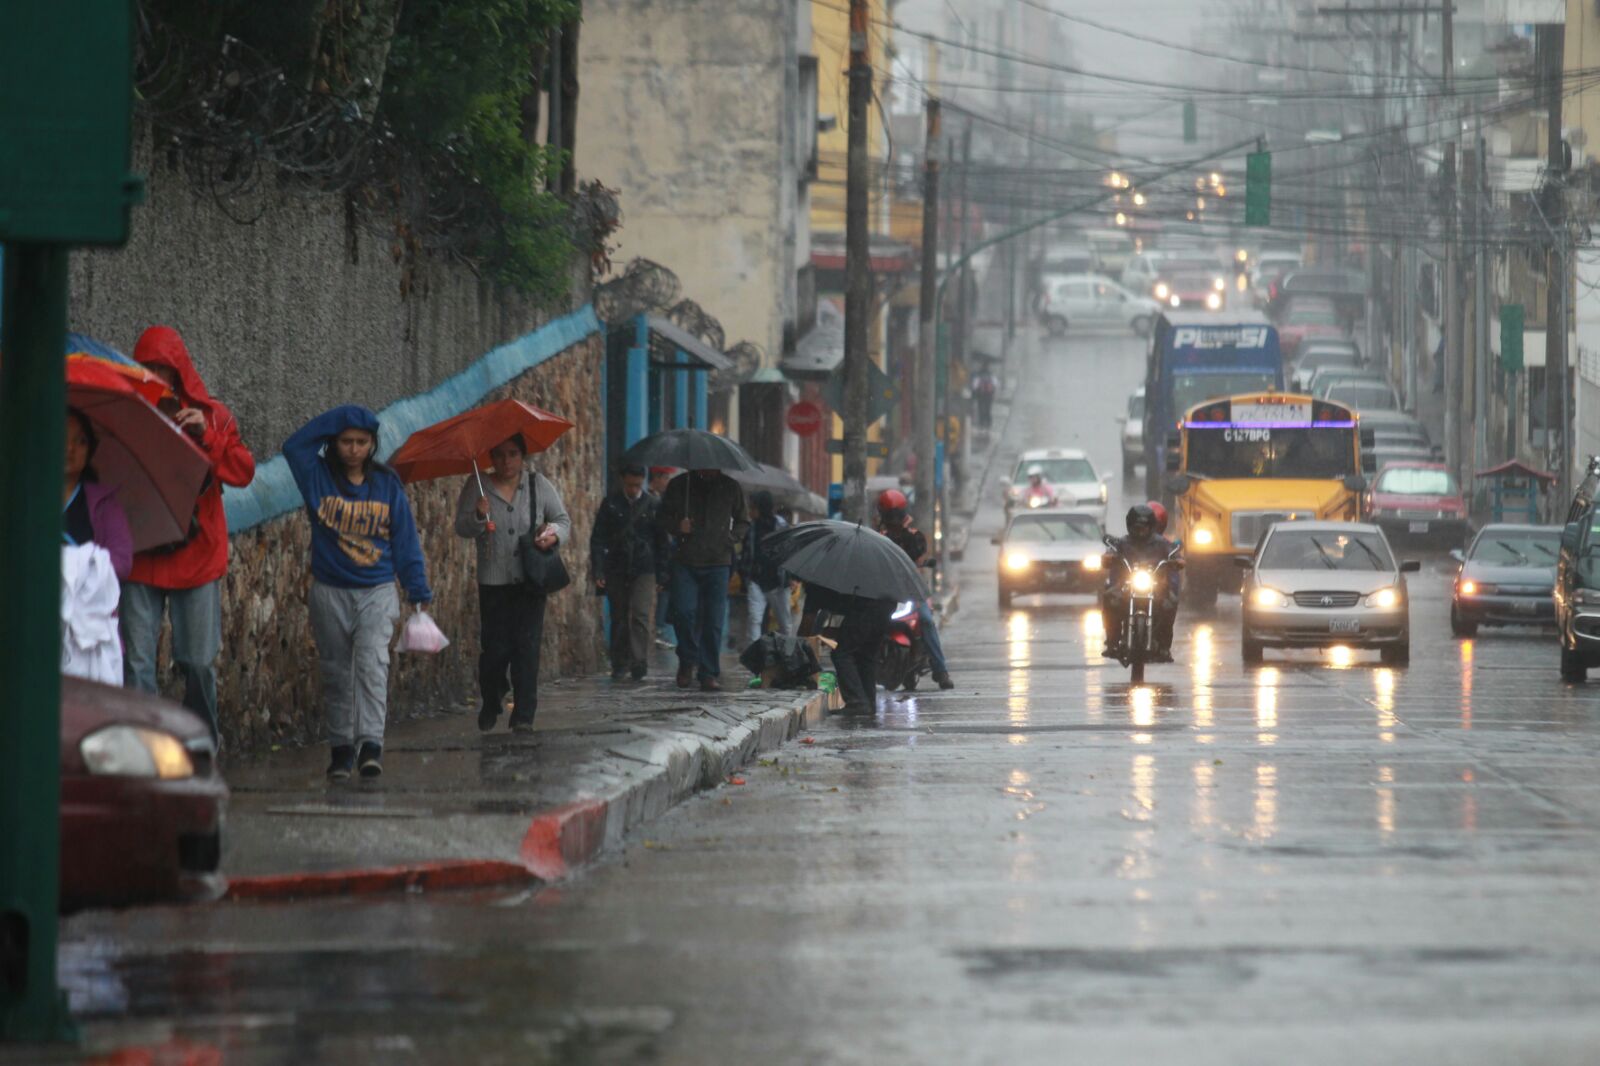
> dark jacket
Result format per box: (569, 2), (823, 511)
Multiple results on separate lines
(590, 488), (664, 582)
(742, 511), (789, 591)
(1103, 534), (1182, 603)
(657, 472), (750, 568)
(880, 521), (929, 565)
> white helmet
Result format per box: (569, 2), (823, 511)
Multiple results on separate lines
(1027, 465), (1045, 477)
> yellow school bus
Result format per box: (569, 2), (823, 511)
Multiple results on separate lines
(1164, 391), (1374, 606)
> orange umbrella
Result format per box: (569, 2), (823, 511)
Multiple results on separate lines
(66, 353), (175, 410)
(389, 399), (574, 484)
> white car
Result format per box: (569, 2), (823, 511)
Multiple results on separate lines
(1117, 387), (1145, 474)
(1121, 251), (1167, 294)
(1039, 274), (1159, 337)
(1002, 447), (1112, 526)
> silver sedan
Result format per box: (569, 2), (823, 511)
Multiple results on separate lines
(1237, 521), (1421, 665)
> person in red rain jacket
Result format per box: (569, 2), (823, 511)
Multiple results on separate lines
(119, 326), (256, 742)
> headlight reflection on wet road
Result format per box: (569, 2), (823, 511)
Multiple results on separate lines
(1256, 666), (1279, 745)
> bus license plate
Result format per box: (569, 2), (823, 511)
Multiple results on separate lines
(1408, 521), (1429, 533)
(1329, 619), (1361, 633)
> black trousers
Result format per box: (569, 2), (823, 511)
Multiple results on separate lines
(831, 605), (890, 710)
(479, 583), (547, 725)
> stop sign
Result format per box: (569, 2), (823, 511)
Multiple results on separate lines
(786, 400), (824, 436)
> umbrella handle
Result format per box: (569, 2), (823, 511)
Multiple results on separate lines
(473, 458), (496, 533)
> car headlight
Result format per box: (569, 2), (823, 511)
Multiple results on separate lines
(891, 600), (915, 620)
(1004, 551), (1033, 572)
(80, 725), (195, 780)
(1168, 294), (1181, 308)
(1367, 587), (1401, 609)
(1191, 527), (1214, 546)
(1129, 570), (1155, 593)
(1458, 580), (1478, 596)
(1213, 277), (1226, 291)
(1251, 586), (1288, 608)
(1098, 483), (1109, 504)
(1081, 555), (1103, 571)
(1572, 587), (1600, 605)
(1205, 292), (1222, 310)
(1154, 282), (1169, 299)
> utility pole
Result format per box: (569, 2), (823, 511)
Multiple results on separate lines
(1540, 22), (1570, 501)
(841, 0), (872, 523)
(1474, 125), (1490, 472)
(1441, 2), (1462, 485)
(955, 122), (974, 481)
(913, 98), (941, 542)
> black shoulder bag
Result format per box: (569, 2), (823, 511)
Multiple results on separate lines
(516, 473), (571, 595)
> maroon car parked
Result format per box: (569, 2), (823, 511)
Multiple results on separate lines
(1365, 461), (1470, 548)
(60, 677), (228, 913)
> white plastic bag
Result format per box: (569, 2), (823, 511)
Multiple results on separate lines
(397, 608), (451, 654)
(61, 544), (123, 685)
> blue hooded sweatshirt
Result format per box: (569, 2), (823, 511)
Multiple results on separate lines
(283, 405), (432, 604)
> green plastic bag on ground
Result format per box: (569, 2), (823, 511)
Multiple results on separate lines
(817, 672), (838, 693)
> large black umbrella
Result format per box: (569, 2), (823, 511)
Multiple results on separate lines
(729, 462), (827, 514)
(620, 428), (760, 473)
(763, 520), (927, 602)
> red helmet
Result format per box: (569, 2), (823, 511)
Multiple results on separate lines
(877, 488), (909, 515)
(1147, 500), (1169, 534)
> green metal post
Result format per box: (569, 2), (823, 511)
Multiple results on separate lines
(0, 244), (75, 1043)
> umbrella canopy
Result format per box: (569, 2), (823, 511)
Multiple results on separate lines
(389, 398), (574, 483)
(66, 360), (212, 553)
(67, 354), (174, 409)
(619, 428), (760, 474)
(763, 520), (928, 602)
(729, 462), (827, 514)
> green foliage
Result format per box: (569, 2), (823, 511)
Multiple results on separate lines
(382, 0), (580, 298)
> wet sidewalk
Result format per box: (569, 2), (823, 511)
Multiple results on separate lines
(219, 654), (831, 898)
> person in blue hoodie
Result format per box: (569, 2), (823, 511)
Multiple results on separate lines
(283, 405), (433, 781)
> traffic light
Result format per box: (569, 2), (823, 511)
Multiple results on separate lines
(1183, 99), (1197, 143)
(1245, 150), (1271, 226)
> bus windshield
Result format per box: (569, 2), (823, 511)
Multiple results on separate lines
(1171, 372), (1279, 416)
(1185, 424), (1356, 479)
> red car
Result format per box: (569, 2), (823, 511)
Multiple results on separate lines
(1365, 461), (1470, 547)
(60, 678), (228, 913)
(1277, 298), (1345, 358)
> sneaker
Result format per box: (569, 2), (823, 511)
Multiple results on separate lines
(327, 744), (355, 781)
(477, 705), (500, 733)
(700, 676), (722, 692)
(630, 664), (649, 681)
(356, 743), (383, 778)
(933, 671), (955, 690)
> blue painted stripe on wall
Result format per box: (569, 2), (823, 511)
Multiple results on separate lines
(223, 304), (602, 532)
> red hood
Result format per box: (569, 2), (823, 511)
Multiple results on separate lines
(133, 325), (217, 413)
(1372, 491), (1464, 512)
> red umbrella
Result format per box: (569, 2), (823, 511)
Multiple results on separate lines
(389, 399), (574, 483)
(66, 360), (212, 553)
(66, 353), (175, 410)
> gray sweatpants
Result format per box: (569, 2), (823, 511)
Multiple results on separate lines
(309, 581), (400, 748)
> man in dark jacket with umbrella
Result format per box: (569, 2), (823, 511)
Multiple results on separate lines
(590, 464), (665, 680)
(657, 469), (749, 690)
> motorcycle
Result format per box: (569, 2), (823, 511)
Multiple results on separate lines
(1103, 536), (1183, 683)
(878, 599), (931, 691)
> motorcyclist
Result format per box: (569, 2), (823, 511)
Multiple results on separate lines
(1101, 504), (1181, 662)
(875, 489), (955, 690)
(1023, 464), (1056, 507)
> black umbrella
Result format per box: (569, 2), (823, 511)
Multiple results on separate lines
(620, 428), (760, 473)
(729, 462), (827, 514)
(763, 520), (927, 602)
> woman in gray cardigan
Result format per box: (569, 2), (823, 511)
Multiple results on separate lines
(454, 433), (571, 733)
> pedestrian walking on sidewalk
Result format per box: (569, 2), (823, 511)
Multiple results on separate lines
(657, 468), (749, 691)
(649, 466), (678, 647)
(285, 405), (433, 780)
(121, 326), (256, 744)
(590, 463), (664, 680)
(455, 434), (571, 733)
(973, 367), (997, 432)
(741, 490), (795, 642)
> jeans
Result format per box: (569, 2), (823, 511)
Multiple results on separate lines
(747, 582), (796, 643)
(670, 563), (730, 679)
(606, 572), (655, 672)
(478, 583), (548, 726)
(917, 600), (948, 675)
(120, 580), (222, 740)
(308, 582), (401, 747)
(832, 602), (891, 710)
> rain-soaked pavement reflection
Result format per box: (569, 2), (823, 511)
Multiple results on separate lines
(52, 331), (1600, 1065)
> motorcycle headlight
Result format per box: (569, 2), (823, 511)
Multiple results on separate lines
(80, 725), (195, 780)
(1081, 555), (1103, 571)
(1027, 496), (1046, 509)
(1191, 527), (1214, 546)
(1154, 282), (1169, 299)
(891, 600), (916, 620)
(1129, 570), (1155, 594)
(1004, 551), (1033, 572)
(1252, 586), (1288, 608)
(1205, 292), (1222, 310)
(1367, 587), (1401, 609)
(1169, 294), (1181, 308)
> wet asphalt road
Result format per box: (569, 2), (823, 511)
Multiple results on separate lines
(41, 328), (1600, 1065)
